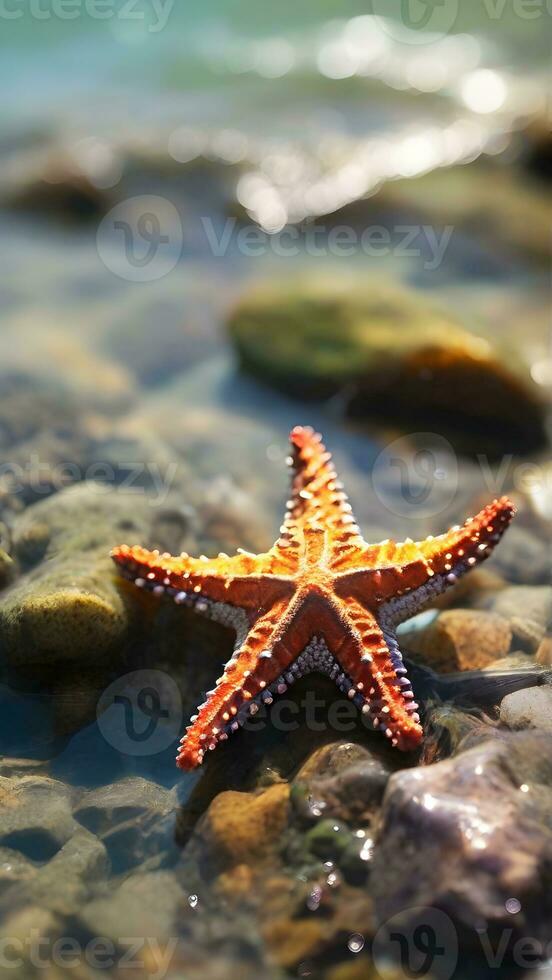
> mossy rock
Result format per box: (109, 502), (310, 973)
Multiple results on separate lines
(0, 482), (177, 666)
(227, 279), (546, 455)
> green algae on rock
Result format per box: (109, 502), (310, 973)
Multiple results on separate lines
(0, 481), (186, 667)
(227, 279), (546, 455)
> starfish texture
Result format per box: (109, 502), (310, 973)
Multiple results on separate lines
(112, 426), (514, 769)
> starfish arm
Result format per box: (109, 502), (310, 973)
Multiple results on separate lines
(276, 426), (365, 557)
(413, 495), (515, 576)
(336, 598), (423, 751)
(177, 596), (302, 769)
(335, 496), (515, 605)
(111, 544), (294, 611)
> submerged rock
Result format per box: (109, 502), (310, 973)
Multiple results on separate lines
(371, 732), (552, 954)
(25, 827), (109, 915)
(79, 870), (184, 942)
(74, 777), (178, 873)
(401, 609), (512, 673)
(0, 847), (37, 897)
(0, 775), (76, 861)
(227, 279), (546, 455)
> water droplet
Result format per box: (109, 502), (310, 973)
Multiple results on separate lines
(348, 933), (365, 954)
(188, 894), (199, 909)
(506, 898), (521, 914)
(306, 885), (323, 911)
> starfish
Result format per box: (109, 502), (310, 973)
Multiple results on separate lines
(111, 426), (514, 769)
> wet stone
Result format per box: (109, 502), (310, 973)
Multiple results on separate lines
(486, 525), (550, 585)
(0, 482), (180, 667)
(78, 870), (185, 943)
(480, 586), (552, 654)
(74, 778), (178, 873)
(24, 828), (109, 916)
(371, 732), (552, 953)
(193, 783), (290, 873)
(400, 608), (512, 673)
(500, 686), (552, 733)
(0, 775), (76, 862)
(0, 847), (37, 897)
(292, 743), (393, 827)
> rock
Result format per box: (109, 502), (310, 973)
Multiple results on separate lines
(227, 278), (546, 455)
(295, 741), (379, 782)
(292, 743), (392, 826)
(500, 687), (552, 733)
(262, 880), (374, 972)
(0, 758), (49, 778)
(305, 819), (351, 861)
(483, 651), (536, 671)
(0, 775), (75, 861)
(26, 828), (109, 915)
(261, 918), (327, 969)
(510, 619), (547, 654)
(326, 961), (381, 980)
(537, 635), (552, 666)
(481, 586), (552, 654)
(0, 905), (60, 975)
(79, 870), (184, 942)
(376, 161), (552, 265)
(5, 152), (113, 221)
(75, 777), (176, 835)
(74, 778), (178, 873)
(0, 481), (185, 666)
(371, 732), (552, 952)
(486, 525), (550, 585)
(0, 847), (37, 897)
(520, 114), (552, 182)
(400, 609), (512, 672)
(421, 702), (499, 760)
(196, 784), (289, 871)
(0, 549), (14, 589)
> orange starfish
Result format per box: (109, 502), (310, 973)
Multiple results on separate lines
(112, 426), (514, 769)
